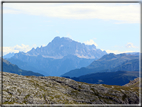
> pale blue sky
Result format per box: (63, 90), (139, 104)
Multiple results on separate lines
(3, 3), (140, 55)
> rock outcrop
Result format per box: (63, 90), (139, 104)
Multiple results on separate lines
(0, 72), (140, 105)
(123, 77), (141, 87)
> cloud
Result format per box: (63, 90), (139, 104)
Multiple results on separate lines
(56, 30), (59, 33)
(100, 49), (104, 51)
(106, 50), (120, 54)
(32, 44), (37, 49)
(106, 50), (138, 54)
(3, 44), (32, 55)
(3, 3), (140, 23)
(41, 44), (46, 47)
(93, 38), (97, 40)
(3, 47), (19, 55)
(3, 9), (20, 14)
(125, 42), (138, 48)
(84, 39), (98, 47)
(13, 44), (30, 51)
(66, 34), (72, 39)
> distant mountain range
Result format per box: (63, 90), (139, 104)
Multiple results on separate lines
(27, 36), (107, 59)
(3, 52), (15, 59)
(126, 52), (139, 56)
(4, 36), (140, 87)
(2, 58), (43, 76)
(6, 37), (107, 76)
(62, 53), (139, 86)
(7, 54), (94, 76)
(110, 59), (139, 72)
(70, 71), (139, 86)
(62, 53), (139, 77)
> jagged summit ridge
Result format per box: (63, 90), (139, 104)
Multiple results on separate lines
(8, 37), (107, 76)
(26, 36), (106, 59)
(52, 36), (73, 42)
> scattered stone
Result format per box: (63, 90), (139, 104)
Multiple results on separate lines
(123, 77), (141, 87)
(0, 72), (140, 105)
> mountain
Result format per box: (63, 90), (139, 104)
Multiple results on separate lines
(2, 72), (140, 104)
(111, 59), (139, 72)
(3, 52), (15, 59)
(87, 53), (138, 69)
(70, 71), (139, 86)
(62, 55), (140, 86)
(8, 54), (94, 76)
(7, 54), (50, 76)
(90, 58), (139, 73)
(2, 58), (43, 76)
(62, 53), (139, 77)
(126, 52), (139, 56)
(27, 36), (107, 59)
(7, 37), (106, 76)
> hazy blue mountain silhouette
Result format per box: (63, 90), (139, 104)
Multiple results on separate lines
(3, 52), (15, 59)
(126, 52), (139, 56)
(8, 53), (94, 76)
(7, 37), (107, 76)
(27, 36), (107, 59)
(62, 53), (139, 77)
(110, 59), (139, 72)
(70, 71), (139, 86)
(63, 57), (139, 86)
(2, 58), (43, 76)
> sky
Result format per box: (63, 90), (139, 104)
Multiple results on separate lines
(2, 2), (140, 55)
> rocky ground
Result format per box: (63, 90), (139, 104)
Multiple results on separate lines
(0, 72), (140, 105)
(123, 77), (141, 87)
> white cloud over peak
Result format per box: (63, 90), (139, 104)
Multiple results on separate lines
(13, 44), (30, 51)
(106, 50), (138, 54)
(3, 44), (32, 55)
(42, 44), (46, 47)
(66, 34), (72, 39)
(106, 50), (120, 54)
(3, 3), (140, 23)
(125, 42), (138, 48)
(84, 39), (98, 47)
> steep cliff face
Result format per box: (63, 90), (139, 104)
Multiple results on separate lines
(1, 72), (140, 105)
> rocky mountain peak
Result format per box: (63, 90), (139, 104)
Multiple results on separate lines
(25, 36), (106, 59)
(50, 36), (73, 44)
(3, 52), (15, 59)
(97, 53), (116, 61)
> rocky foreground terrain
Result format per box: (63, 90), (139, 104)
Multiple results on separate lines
(123, 77), (141, 87)
(0, 72), (140, 105)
